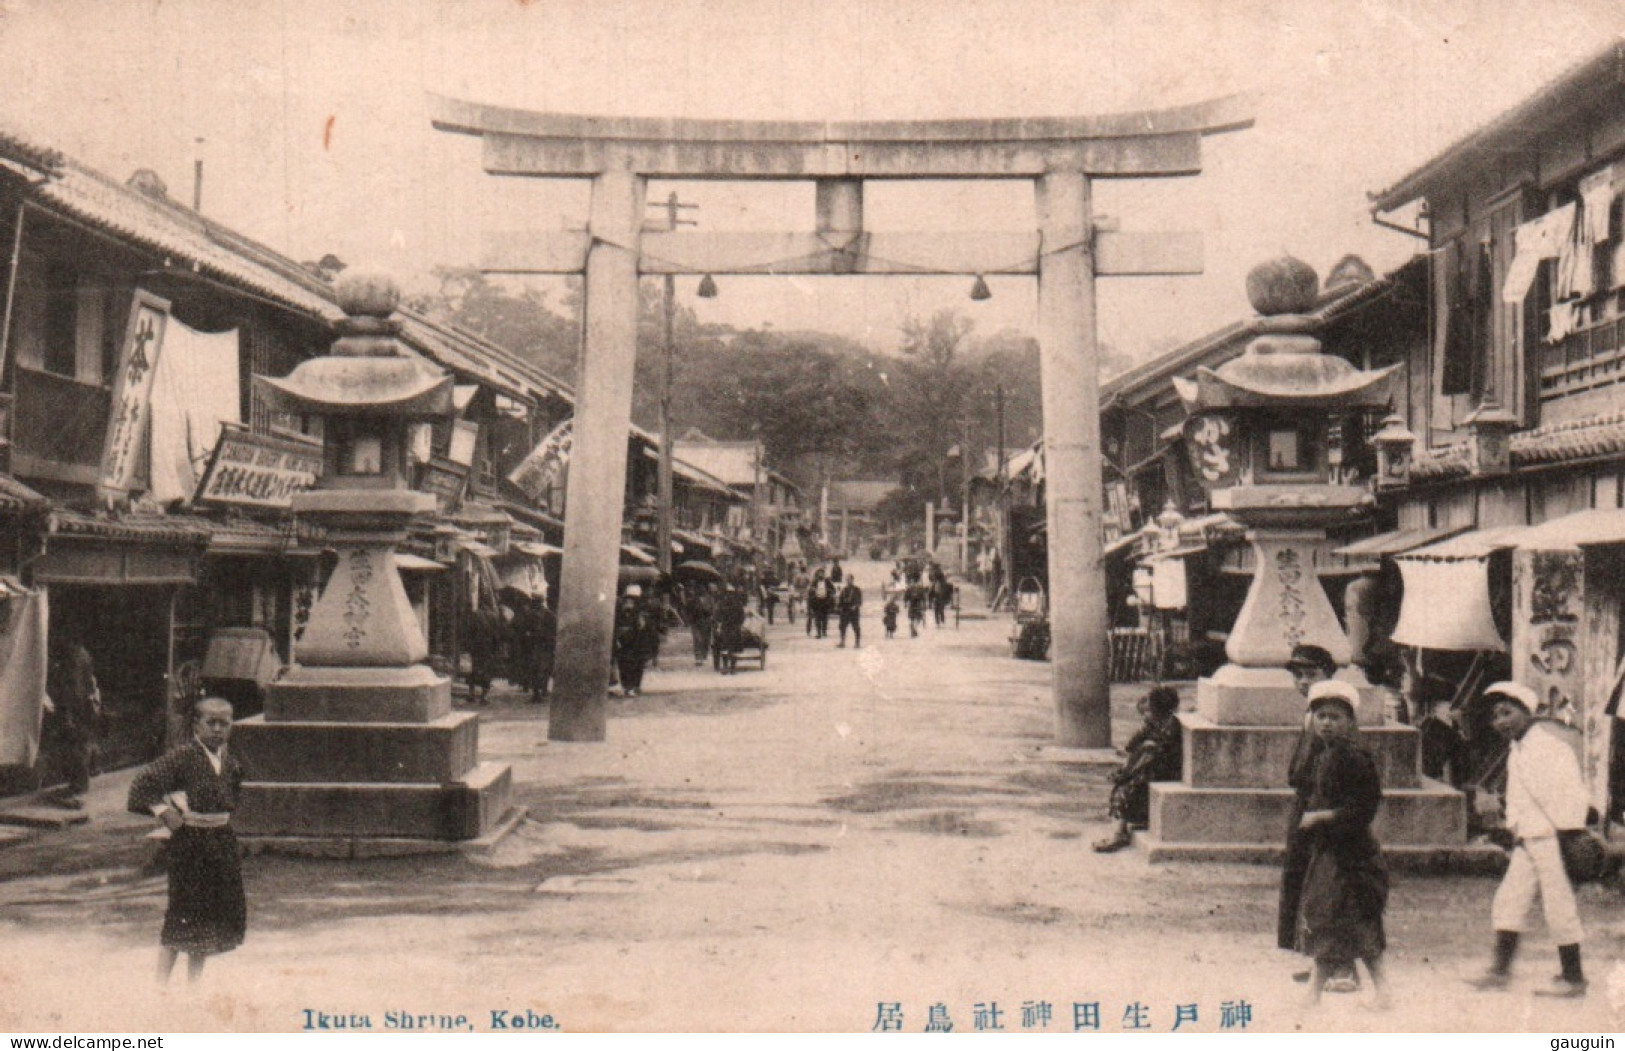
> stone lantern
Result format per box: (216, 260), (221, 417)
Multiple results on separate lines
(1172, 255), (1396, 700)
(1145, 257), (1470, 863)
(1463, 401), (1519, 477)
(232, 271), (520, 854)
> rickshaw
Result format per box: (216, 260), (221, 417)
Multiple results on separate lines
(1009, 577), (1050, 660)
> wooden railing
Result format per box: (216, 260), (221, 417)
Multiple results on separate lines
(1540, 314), (1625, 401)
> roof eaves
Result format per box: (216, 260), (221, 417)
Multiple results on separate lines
(35, 159), (342, 322)
(1371, 39), (1625, 211)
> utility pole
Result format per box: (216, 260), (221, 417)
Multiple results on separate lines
(650, 192), (698, 575)
(959, 415), (972, 576)
(996, 383), (1011, 602)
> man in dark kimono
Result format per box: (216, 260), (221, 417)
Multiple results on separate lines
(127, 697), (246, 986)
(44, 633), (98, 808)
(510, 595), (557, 704)
(836, 577), (863, 648)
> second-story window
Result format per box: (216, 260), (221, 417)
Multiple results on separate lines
(13, 254), (122, 386)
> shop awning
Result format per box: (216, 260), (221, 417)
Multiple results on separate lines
(1397, 525), (1528, 561)
(513, 540), (562, 558)
(394, 553), (447, 572)
(621, 544), (656, 565)
(1333, 525), (1467, 561)
(455, 538), (500, 559)
(1515, 509), (1625, 551)
(0, 575), (28, 598)
(673, 527), (714, 554)
(1391, 527), (1519, 653)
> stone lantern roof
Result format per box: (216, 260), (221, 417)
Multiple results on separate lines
(253, 270), (455, 419)
(1174, 256), (1398, 411)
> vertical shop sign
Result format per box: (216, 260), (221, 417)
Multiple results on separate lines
(98, 290), (171, 504)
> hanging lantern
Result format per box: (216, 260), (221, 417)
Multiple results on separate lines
(969, 274), (992, 301)
(1371, 413), (1417, 489)
(697, 273), (719, 299)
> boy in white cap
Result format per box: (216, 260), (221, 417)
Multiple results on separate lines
(1466, 681), (1589, 998)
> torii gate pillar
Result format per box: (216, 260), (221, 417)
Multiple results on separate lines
(549, 171), (645, 740)
(1038, 171), (1109, 746)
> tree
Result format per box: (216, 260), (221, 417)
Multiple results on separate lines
(408, 267), (580, 384)
(890, 309), (978, 503)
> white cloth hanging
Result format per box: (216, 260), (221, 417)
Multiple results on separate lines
(1503, 204), (1575, 303)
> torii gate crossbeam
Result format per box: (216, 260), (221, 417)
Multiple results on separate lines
(432, 97), (1252, 746)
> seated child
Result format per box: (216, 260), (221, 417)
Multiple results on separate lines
(1093, 685), (1183, 853)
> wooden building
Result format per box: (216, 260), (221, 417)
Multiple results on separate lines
(1368, 40), (1625, 817)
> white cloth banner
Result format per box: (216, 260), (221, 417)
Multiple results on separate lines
(1392, 556), (1506, 652)
(0, 587), (49, 766)
(148, 322), (241, 503)
(508, 417), (573, 506)
(1150, 556), (1188, 610)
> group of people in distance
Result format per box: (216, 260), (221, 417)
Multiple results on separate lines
(1097, 641), (1596, 1008)
(880, 559), (954, 639)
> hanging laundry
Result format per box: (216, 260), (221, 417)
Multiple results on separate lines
(1580, 166), (1616, 244)
(1502, 203), (1575, 303)
(1558, 220), (1596, 300)
(1547, 300), (1580, 343)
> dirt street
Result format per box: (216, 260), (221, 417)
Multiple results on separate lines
(2, 561), (1623, 1033)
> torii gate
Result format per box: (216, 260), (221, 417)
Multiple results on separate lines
(431, 96), (1253, 745)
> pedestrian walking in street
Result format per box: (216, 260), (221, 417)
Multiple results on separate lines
(882, 597), (900, 639)
(1295, 680), (1390, 1009)
(43, 630), (99, 809)
(829, 558), (843, 584)
(714, 585), (747, 675)
(805, 569), (824, 637)
(836, 577), (862, 648)
(760, 571), (780, 626)
(905, 582), (927, 637)
(1465, 681), (1591, 998)
(127, 697), (246, 986)
(812, 574), (835, 639)
(930, 566), (953, 628)
(510, 595), (557, 704)
(613, 586), (655, 697)
(463, 606), (506, 705)
(686, 584), (716, 667)
(1093, 685), (1183, 853)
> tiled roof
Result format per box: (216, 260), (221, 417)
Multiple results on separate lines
(1407, 410), (1625, 484)
(49, 509), (211, 545)
(33, 157), (342, 323)
(1410, 442), (1471, 482)
(0, 473), (48, 513)
(0, 126), (63, 176)
(1512, 411), (1625, 466)
(398, 308), (571, 406)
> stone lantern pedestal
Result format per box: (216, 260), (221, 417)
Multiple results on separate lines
(230, 273), (521, 856)
(1140, 259), (1480, 866)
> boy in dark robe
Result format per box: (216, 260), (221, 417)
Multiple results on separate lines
(127, 697), (246, 986)
(1296, 680), (1389, 1008)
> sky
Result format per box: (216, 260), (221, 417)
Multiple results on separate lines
(0, 0), (1621, 364)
